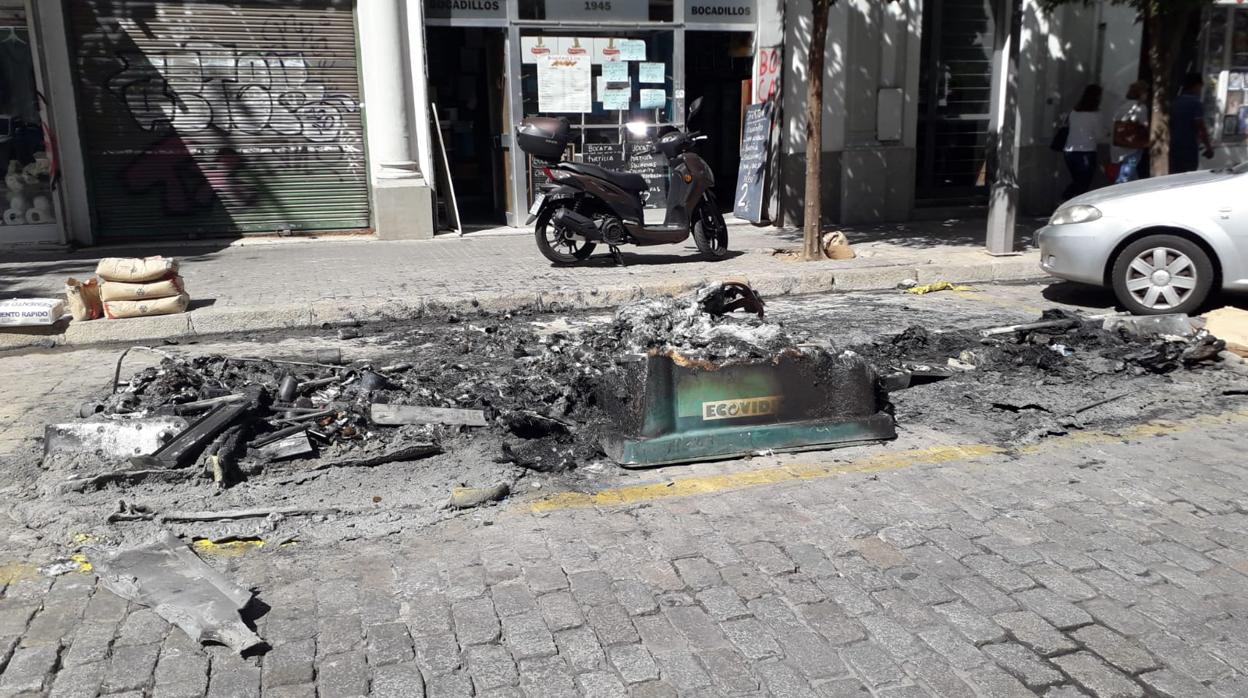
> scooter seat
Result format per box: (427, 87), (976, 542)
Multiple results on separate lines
(562, 162), (648, 192)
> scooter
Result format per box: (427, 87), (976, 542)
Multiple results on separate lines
(517, 97), (729, 265)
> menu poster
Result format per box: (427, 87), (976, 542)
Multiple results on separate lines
(593, 37), (623, 64)
(619, 40), (646, 61)
(639, 62), (665, 84)
(602, 61), (629, 83)
(558, 37), (593, 58)
(521, 36), (555, 64)
(537, 54), (592, 113)
(639, 89), (665, 109)
(601, 90), (631, 110)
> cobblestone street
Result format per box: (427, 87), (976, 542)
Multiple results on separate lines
(2, 284), (1247, 697)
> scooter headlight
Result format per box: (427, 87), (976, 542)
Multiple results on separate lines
(1049, 204), (1102, 226)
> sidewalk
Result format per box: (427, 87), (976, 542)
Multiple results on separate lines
(0, 218), (1045, 351)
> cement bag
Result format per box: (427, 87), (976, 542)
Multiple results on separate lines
(95, 256), (179, 283)
(65, 277), (103, 321)
(104, 293), (189, 319)
(0, 297), (67, 326)
(100, 275), (185, 302)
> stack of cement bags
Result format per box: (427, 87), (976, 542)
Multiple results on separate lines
(94, 256), (190, 319)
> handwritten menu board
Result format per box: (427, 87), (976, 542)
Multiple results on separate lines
(733, 102), (773, 223)
(537, 54), (592, 113)
(581, 142), (668, 210)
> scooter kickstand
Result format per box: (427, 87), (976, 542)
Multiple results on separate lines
(610, 245), (626, 267)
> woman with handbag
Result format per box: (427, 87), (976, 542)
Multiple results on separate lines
(1111, 81), (1150, 183)
(1059, 84), (1103, 200)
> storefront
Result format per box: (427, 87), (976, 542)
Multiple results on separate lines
(425, 0), (756, 229)
(0, 0), (62, 245)
(1202, 1), (1248, 160)
(61, 0), (370, 242)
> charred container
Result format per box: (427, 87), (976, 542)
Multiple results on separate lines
(517, 117), (572, 162)
(599, 347), (895, 467)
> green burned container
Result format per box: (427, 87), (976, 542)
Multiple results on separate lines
(600, 348), (895, 468)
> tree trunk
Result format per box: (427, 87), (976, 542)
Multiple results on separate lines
(1147, 3), (1196, 177)
(803, 0), (830, 261)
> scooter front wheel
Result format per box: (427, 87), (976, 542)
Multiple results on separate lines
(535, 201), (597, 265)
(692, 206), (729, 260)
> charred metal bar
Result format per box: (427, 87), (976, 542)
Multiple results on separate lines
(130, 401), (251, 470)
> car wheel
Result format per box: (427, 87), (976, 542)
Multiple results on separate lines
(1110, 234), (1214, 315)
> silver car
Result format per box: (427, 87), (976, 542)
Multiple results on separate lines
(1037, 163), (1248, 315)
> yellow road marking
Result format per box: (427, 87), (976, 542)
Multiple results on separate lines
(191, 538), (265, 557)
(530, 409), (1248, 513)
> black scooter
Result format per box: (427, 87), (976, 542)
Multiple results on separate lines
(517, 97), (728, 265)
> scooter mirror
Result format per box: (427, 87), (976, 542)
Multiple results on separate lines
(687, 96), (703, 121)
(625, 121), (649, 137)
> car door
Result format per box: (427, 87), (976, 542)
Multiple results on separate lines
(1213, 171), (1248, 284)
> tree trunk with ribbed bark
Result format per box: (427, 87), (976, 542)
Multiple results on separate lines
(803, 0), (831, 260)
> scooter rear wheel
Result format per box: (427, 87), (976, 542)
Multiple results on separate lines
(692, 206), (729, 260)
(535, 200), (597, 265)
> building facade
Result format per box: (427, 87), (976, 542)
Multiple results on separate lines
(7, 0), (1242, 249)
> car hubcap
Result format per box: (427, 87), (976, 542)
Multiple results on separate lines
(1125, 247), (1197, 310)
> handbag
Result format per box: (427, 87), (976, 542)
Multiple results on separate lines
(1049, 113), (1070, 152)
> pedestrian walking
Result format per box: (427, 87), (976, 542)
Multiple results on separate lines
(1111, 80), (1150, 183)
(1170, 72), (1214, 174)
(1062, 84), (1103, 200)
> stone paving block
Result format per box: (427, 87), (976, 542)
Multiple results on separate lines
(575, 670), (629, 697)
(984, 642), (1065, 689)
(537, 591), (585, 631)
(586, 603), (640, 646)
(947, 575), (1018, 615)
(501, 610), (557, 660)
(925, 528), (981, 559)
(1154, 565), (1222, 598)
(266, 614), (318, 646)
(404, 595), (454, 636)
(152, 633), (209, 698)
(1071, 625), (1159, 675)
(905, 544), (972, 579)
(755, 659), (819, 697)
(1015, 588), (1094, 630)
(451, 596), (500, 646)
(816, 577), (878, 617)
(317, 650), (371, 698)
(1053, 651), (1144, 698)
(48, 659), (104, 698)
(653, 652), (712, 692)
(775, 574), (827, 604)
(425, 672), (474, 698)
(719, 616), (780, 660)
(465, 643), (518, 692)
(1079, 599), (1158, 638)
(720, 564), (774, 600)
(612, 580), (658, 617)
(1140, 633), (1232, 683)
(1210, 673), (1248, 698)
(934, 601), (1006, 646)
(446, 565), (487, 601)
(81, 589), (129, 625)
(102, 641), (160, 694)
(113, 607), (170, 647)
(740, 541), (797, 575)
(993, 611), (1077, 657)
(817, 676), (874, 697)
(477, 686), (524, 698)
(412, 631), (461, 676)
(891, 567), (957, 606)
(917, 626), (985, 670)
(367, 621), (415, 667)
(1044, 687), (1091, 698)
(877, 685), (929, 698)
(518, 656), (578, 698)
(607, 643), (660, 684)
(966, 662), (1039, 698)
(906, 654), (976, 698)
(1148, 541), (1216, 573)
(1138, 669), (1215, 698)
(21, 607), (82, 648)
(858, 614), (921, 659)
(1206, 638), (1248, 676)
(628, 680), (679, 697)
(663, 605), (727, 652)
(747, 596), (804, 633)
(695, 586), (748, 622)
(490, 582), (537, 618)
(841, 642), (905, 687)
(879, 526), (927, 550)
(569, 570), (616, 607)
(523, 564), (569, 594)
(696, 647), (759, 694)
(1028, 563), (1099, 601)
(317, 614), (363, 655)
(61, 621), (115, 667)
(205, 648), (260, 698)
(874, 588), (939, 628)
(777, 629), (845, 679)
(636, 562), (686, 592)
(797, 601), (866, 647)
(258, 684), (316, 698)
(555, 625), (607, 671)
(673, 558), (721, 590)
(261, 638), (316, 688)
(1078, 569), (1149, 605)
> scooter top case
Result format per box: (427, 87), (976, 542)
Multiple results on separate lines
(598, 347), (895, 467)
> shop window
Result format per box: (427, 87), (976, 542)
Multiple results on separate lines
(0, 11), (54, 227)
(1203, 6), (1248, 142)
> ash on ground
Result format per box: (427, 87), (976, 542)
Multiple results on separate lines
(11, 288), (1245, 550)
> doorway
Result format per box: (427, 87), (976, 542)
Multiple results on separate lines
(426, 27), (508, 228)
(915, 0), (995, 205)
(685, 31), (753, 211)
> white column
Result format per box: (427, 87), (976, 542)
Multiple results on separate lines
(985, 0), (1023, 255)
(405, 0), (435, 184)
(359, 0), (420, 180)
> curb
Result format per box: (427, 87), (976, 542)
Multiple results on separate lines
(0, 256), (1045, 352)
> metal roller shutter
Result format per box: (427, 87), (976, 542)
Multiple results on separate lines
(67, 0), (368, 240)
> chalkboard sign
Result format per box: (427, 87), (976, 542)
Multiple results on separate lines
(733, 102), (773, 223)
(581, 142), (668, 210)
(528, 145), (575, 206)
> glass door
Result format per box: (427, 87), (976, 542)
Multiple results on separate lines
(0, 2), (58, 243)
